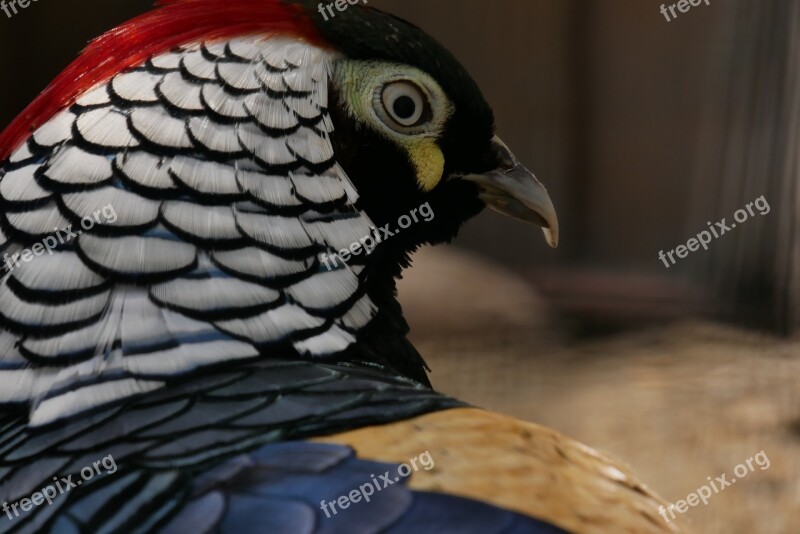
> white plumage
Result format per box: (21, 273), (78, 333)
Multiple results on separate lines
(117, 152), (177, 191)
(75, 107), (140, 149)
(170, 156), (241, 196)
(111, 71), (162, 104)
(162, 202), (243, 242)
(214, 304), (326, 344)
(44, 145), (115, 185)
(6, 201), (70, 236)
(0, 165), (50, 203)
(130, 107), (194, 149)
(202, 83), (251, 119)
(188, 116), (243, 154)
(159, 71), (205, 111)
(0, 36), (378, 427)
(78, 234), (198, 276)
(32, 109), (76, 147)
(63, 187), (159, 227)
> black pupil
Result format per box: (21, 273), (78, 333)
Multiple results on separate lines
(392, 95), (417, 121)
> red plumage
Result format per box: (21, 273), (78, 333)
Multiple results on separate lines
(0, 0), (323, 161)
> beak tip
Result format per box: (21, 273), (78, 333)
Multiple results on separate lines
(468, 136), (561, 249)
(543, 226), (559, 249)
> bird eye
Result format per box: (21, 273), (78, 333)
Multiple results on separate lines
(380, 81), (428, 128)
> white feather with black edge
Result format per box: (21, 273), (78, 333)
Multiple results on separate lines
(0, 36), (378, 426)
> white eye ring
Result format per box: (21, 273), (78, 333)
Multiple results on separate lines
(380, 81), (427, 128)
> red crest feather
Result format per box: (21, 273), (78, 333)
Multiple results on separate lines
(0, 0), (322, 161)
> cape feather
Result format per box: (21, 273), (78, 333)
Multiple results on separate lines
(0, 0), (322, 161)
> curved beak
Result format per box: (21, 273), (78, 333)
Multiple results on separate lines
(462, 136), (559, 248)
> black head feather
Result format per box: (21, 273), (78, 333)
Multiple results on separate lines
(294, 1), (498, 245)
(290, 1), (504, 384)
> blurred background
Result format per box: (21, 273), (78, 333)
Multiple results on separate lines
(1, 0), (799, 531)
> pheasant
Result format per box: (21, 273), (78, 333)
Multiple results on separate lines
(0, 1), (677, 532)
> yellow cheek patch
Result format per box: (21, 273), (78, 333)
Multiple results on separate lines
(406, 138), (445, 192)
